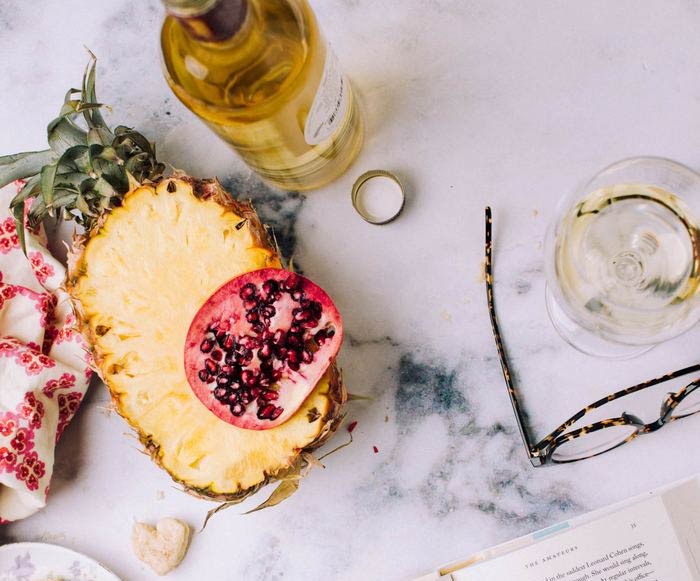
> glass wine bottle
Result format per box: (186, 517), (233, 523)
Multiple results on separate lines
(161, 0), (364, 191)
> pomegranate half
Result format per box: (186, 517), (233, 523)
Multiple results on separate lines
(184, 268), (343, 430)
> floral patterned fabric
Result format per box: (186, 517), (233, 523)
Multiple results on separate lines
(0, 182), (91, 522)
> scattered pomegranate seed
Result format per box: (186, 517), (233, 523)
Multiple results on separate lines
(347, 420), (358, 433)
(373, 446), (379, 454)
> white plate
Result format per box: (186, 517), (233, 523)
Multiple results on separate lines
(0, 542), (121, 581)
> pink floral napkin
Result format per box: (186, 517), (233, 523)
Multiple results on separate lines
(0, 182), (91, 523)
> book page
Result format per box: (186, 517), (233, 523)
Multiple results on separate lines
(451, 496), (694, 581)
(659, 478), (700, 574)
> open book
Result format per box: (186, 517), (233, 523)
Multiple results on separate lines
(417, 476), (700, 580)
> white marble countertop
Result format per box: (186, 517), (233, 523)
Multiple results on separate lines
(3, 1), (700, 579)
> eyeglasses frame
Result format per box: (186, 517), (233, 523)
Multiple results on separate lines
(484, 206), (700, 466)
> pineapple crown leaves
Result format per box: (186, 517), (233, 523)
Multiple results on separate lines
(0, 55), (165, 252)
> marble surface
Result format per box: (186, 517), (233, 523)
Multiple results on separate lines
(3, 0), (700, 579)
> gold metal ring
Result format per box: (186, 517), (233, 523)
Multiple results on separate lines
(351, 170), (406, 225)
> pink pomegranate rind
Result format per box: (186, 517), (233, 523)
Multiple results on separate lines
(184, 268), (343, 430)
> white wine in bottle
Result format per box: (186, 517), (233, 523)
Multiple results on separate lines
(161, 0), (364, 191)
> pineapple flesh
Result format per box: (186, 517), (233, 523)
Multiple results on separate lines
(67, 177), (345, 499)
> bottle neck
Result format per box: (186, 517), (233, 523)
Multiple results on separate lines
(164, 0), (249, 42)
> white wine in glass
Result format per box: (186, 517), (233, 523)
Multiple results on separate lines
(546, 157), (700, 358)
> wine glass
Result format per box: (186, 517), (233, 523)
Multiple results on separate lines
(545, 157), (700, 359)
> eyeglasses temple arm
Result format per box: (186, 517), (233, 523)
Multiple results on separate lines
(485, 207), (541, 464)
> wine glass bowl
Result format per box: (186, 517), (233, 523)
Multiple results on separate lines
(545, 157), (700, 358)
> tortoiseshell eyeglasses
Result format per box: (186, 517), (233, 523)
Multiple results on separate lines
(484, 207), (700, 465)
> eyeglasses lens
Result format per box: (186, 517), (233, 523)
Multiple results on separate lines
(551, 424), (638, 462)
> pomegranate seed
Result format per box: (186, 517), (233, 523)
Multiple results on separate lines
(258, 404), (276, 420)
(211, 349), (223, 361)
(291, 289), (304, 301)
(260, 305), (276, 319)
(293, 309), (311, 322)
(239, 391), (252, 404)
(373, 446), (379, 454)
(243, 298), (259, 310)
(198, 370), (210, 382)
(241, 370), (257, 386)
(272, 329), (286, 346)
(287, 334), (302, 348)
(262, 390), (279, 401)
(301, 349), (313, 364)
(250, 387), (261, 398)
(288, 360), (300, 372)
(258, 343), (273, 359)
(282, 274), (300, 292)
(216, 375), (230, 386)
(223, 335), (235, 351)
(262, 279), (279, 295)
(200, 338), (214, 353)
(288, 350), (300, 364)
(231, 403), (245, 417)
(301, 319), (318, 329)
(246, 311), (260, 324)
(290, 324), (302, 334)
(314, 330), (328, 345)
(214, 387), (228, 399)
(270, 407), (284, 420)
(205, 359), (219, 374)
(240, 283), (257, 300)
(347, 421), (358, 433)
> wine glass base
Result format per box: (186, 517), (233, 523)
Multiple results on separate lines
(545, 284), (654, 360)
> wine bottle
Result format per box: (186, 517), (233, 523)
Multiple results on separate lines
(161, 0), (364, 191)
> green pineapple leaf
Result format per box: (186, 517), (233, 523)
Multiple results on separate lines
(2, 54), (163, 250)
(40, 163), (58, 210)
(0, 150), (55, 190)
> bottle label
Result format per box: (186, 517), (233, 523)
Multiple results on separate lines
(304, 45), (350, 146)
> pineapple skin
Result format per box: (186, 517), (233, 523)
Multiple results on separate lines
(66, 176), (346, 502)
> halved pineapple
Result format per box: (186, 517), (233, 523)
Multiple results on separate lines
(67, 177), (345, 500)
